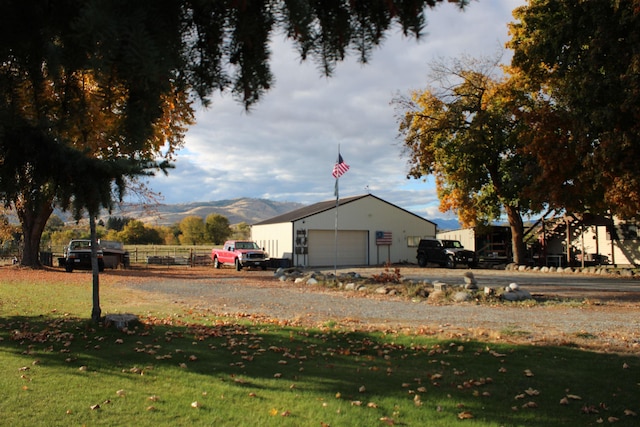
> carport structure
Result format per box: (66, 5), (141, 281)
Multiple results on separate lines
(538, 213), (620, 267)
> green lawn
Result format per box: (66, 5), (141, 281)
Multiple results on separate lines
(0, 273), (638, 426)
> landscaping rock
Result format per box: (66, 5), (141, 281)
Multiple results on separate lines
(428, 289), (445, 302)
(104, 313), (138, 330)
(453, 291), (472, 302)
(501, 283), (532, 302)
(433, 281), (448, 292)
(463, 272), (478, 290)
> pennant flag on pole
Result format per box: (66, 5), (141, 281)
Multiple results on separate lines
(332, 154), (350, 178)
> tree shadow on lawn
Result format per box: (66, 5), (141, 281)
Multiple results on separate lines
(1, 313), (639, 426)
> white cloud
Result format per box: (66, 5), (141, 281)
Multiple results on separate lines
(144, 0), (525, 219)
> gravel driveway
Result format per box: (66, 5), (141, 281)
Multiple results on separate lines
(117, 267), (640, 353)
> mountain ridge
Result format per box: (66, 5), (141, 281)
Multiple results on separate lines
(111, 198), (306, 226)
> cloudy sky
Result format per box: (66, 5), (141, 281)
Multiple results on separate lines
(143, 0), (526, 220)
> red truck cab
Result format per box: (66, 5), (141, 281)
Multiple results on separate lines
(211, 240), (269, 271)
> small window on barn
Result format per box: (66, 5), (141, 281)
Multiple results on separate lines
(407, 236), (422, 247)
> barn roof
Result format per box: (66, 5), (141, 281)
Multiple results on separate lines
(253, 194), (435, 226)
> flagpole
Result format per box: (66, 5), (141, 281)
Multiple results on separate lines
(331, 145), (349, 277)
(334, 146), (340, 276)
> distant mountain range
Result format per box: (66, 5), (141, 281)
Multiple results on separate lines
(110, 198), (305, 226)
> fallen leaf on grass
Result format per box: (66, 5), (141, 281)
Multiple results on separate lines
(524, 369), (534, 377)
(90, 404), (100, 410)
(148, 395), (160, 402)
(380, 416), (396, 425)
(457, 411), (474, 419)
(524, 388), (540, 396)
(581, 405), (599, 414)
(624, 409), (637, 417)
(191, 401), (201, 408)
(116, 389), (125, 397)
(560, 397), (569, 405)
(522, 401), (538, 409)
(567, 394), (582, 400)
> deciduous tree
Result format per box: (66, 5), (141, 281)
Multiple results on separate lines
(205, 213), (232, 245)
(179, 216), (206, 245)
(395, 57), (540, 265)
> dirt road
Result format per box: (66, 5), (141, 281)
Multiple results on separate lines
(110, 266), (640, 353)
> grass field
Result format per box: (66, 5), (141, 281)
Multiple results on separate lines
(0, 267), (638, 426)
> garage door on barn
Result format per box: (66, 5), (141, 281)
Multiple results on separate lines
(307, 230), (368, 266)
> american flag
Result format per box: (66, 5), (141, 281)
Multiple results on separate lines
(376, 231), (393, 245)
(332, 154), (350, 178)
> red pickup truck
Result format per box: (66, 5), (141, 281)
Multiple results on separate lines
(211, 240), (269, 271)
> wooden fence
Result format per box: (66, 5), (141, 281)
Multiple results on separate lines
(43, 245), (216, 267)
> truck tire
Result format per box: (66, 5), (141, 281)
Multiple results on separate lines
(213, 257), (220, 269)
(417, 255), (427, 267)
(65, 265), (73, 273)
(446, 255), (456, 269)
(235, 258), (242, 271)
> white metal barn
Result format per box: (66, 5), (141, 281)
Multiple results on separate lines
(251, 194), (437, 267)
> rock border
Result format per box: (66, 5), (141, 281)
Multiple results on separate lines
(273, 268), (534, 303)
(505, 263), (637, 277)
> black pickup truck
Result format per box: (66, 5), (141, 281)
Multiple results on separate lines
(64, 239), (105, 272)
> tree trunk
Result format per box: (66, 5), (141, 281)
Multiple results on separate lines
(90, 215), (102, 323)
(16, 197), (54, 268)
(505, 205), (526, 265)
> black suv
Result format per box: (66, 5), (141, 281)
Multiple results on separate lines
(416, 238), (449, 268)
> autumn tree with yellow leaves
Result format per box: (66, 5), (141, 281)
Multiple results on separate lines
(395, 57), (541, 265)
